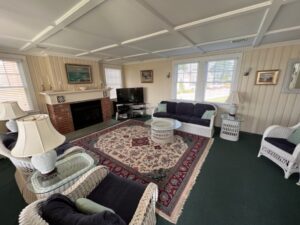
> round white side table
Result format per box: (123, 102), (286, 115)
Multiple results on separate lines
(150, 118), (181, 144)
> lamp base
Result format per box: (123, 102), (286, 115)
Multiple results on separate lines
(229, 104), (238, 117)
(6, 119), (18, 132)
(31, 150), (57, 175)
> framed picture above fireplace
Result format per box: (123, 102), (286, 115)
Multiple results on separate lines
(65, 64), (92, 84)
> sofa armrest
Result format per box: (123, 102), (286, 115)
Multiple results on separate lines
(19, 199), (48, 225)
(152, 107), (158, 118)
(62, 166), (109, 201)
(263, 125), (293, 139)
(209, 114), (216, 128)
(129, 182), (158, 225)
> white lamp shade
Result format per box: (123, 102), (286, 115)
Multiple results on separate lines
(0, 101), (27, 120)
(226, 92), (240, 105)
(11, 114), (65, 158)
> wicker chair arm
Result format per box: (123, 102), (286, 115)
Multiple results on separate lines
(129, 183), (158, 225)
(291, 122), (300, 129)
(62, 165), (109, 201)
(292, 144), (300, 161)
(57, 146), (85, 160)
(263, 125), (293, 139)
(19, 200), (48, 225)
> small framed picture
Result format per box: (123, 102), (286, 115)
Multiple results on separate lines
(140, 70), (153, 83)
(65, 64), (92, 84)
(256, 70), (279, 85)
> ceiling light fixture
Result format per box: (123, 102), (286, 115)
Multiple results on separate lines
(174, 1), (272, 30)
(31, 26), (55, 42)
(55, 0), (91, 25)
(75, 51), (90, 57)
(121, 30), (169, 45)
(123, 53), (149, 58)
(90, 44), (119, 53)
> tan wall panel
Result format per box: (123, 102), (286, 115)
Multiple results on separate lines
(124, 44), (300, 134)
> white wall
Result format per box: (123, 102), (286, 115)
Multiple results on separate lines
(123, 43), (300, 134)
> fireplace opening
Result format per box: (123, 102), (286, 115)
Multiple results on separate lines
(70, 100), (103, 130)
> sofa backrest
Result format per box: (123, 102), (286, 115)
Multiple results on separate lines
(160, 101), (216, 118)
(176, 102), (194, 116)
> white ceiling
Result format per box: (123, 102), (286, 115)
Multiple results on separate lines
(0, 0), (299, 64)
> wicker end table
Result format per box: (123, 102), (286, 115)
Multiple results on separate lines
(220, 114), (243, 141)
(27, 152), (96, 200)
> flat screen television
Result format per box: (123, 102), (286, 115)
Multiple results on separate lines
(116, 87), (144, 104)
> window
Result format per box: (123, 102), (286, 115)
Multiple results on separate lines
(104, 67), (122, 99)
(204, 59), (237, 103)
(173, 55), (239, 104)
(175, 63), (198, 100)
(0, 59), (33, 111)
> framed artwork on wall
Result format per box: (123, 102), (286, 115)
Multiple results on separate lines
(140, 70), (153, 83)
(65, 64), (92, 84)
(255, 70), (279, 85)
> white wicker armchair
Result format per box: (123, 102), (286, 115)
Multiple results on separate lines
(258, 122), (300, 179)
(19, 166), (158, 225)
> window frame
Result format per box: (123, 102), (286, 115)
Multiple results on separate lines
(103, 64), (123, 100)
(172, 53), (241, 105)
(0, 53), (38, 112)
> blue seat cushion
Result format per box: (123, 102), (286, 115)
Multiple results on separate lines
(87, 173), (146, 224)
(174, 115), (191, 123)
(264, 137), (296, 154)
(161, 101), (177, 114)
(0, 132), (18, 150)
(194, 103), (215, 118)
(41, 194), (126, 225)
(188, 117), (211, 127)
(153, 112), (172, 118)
(176, 102), (194, 116)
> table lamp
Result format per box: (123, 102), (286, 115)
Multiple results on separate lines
(11, 114), (66, 175)
(226, 91), (240, 117)
(0, 101), (27, 132)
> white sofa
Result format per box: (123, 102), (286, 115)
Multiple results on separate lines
(152, 101), (217, 138)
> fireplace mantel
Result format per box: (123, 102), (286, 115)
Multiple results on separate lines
(40, 88), (110, 105)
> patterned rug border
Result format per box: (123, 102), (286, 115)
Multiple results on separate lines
(156, 138), (214, 223)
(71, 119), (214, 224)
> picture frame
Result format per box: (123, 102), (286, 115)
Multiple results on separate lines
(140, 70), (153, 83)
(65, 64), (92, 84)
(255, 70), (279, 85)
(282, 59), (300, 93)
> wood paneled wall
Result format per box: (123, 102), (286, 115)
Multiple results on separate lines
(237, 45), (300, 134)
(26, 55), (103, 113)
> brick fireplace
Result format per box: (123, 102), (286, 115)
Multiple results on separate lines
(41, 89), (112, 134)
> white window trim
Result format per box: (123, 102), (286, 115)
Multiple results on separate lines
(171, 53), (242, 106)
(103, 64), (123, 100)
(0, 53), (39, 112)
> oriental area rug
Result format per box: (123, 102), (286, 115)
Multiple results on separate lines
(71, 120), (213, 223)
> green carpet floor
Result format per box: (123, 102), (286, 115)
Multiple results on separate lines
(1, 119), (300, 225)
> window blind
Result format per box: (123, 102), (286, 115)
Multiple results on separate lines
(104, 68), (122, 99)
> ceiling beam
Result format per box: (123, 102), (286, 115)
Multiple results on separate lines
(134, 0), (205, 53)
(252, 0), (283, 47)
(20, 0), (107, 51)
(175, 1), (272, 31)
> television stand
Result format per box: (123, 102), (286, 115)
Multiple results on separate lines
(115, 103), (146, 120)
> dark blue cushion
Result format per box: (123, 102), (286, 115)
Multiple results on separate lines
(265, 137), (296, 154)
(153, 112), (172, 118)
(174, 115), (191, 123)
(176, 103), (194, 116)
(41, 194), (126, 225)
(189, 117), (211, 127)
(87, 173), (146, 224)
(0, 132), (18, 150)
(55, 142), (75, 156)
(161, 101), (177, 114)
(194, 104), (215, 117)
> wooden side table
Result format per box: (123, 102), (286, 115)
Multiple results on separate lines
(220, 114), (242, 141)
